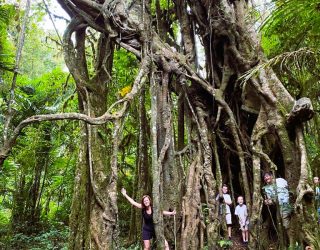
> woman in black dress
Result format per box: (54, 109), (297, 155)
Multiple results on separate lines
(121, 188), (176, 250)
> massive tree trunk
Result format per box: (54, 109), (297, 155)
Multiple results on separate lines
(61, 17), (118, 249)
(54, 0), (319, 249)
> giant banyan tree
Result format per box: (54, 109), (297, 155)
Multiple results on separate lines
(0, 0), (319, 249)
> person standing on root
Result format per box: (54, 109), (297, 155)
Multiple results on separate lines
(216, 184), (233, 240)
(235, 196), (249, 245)
(262, 172), (292, 229)
(121, 188), (176, 250)
(313, 176), (320, 224)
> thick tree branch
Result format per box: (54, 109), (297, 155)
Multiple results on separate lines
(215, 97), (251, 206)
(0, 57), (151, 166)
(250, 107), (268, 248)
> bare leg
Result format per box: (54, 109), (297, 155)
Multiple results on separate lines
(165, 239), (170, 250)
(143, 240), (151, 250)
(245, 230), (249, 242)
(242, 231), (246, 242)
(226, 214), (232, 239)
(228, 226), (232, 238)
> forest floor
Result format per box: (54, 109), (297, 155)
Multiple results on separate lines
(230, 229), (248, 250)
(229, 228), (277, 250)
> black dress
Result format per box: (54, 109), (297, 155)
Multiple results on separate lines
(142, 208), (155, 240)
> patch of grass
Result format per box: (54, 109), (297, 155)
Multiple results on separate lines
(218, 238), (233, 249)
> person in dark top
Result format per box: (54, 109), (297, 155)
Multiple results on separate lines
(121, 188), (176, 250)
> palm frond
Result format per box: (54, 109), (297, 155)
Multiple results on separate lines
(261, 0), (320, 52)
(239, 47), (319, 84)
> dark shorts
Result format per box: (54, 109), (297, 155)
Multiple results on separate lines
(142, 228), (155, 240)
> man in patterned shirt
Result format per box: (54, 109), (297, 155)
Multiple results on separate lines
(314, 176), (320, 224)
(262, 172), (292, 229)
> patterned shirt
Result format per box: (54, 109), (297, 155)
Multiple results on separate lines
(315, 186), (320, 207)
(262, 178), (289, 205)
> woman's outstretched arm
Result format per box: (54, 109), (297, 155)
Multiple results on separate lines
(121, 188), (142, 209)
(163, 210), (176, 216)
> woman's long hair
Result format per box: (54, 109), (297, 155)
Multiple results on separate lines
(141, 195), (152, 210)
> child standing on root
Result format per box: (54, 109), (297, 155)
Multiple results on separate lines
(235, 196), (249, 244)
(121, 188), (176, 250)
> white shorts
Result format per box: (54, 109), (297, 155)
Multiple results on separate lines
(226, 213), (232, 225)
